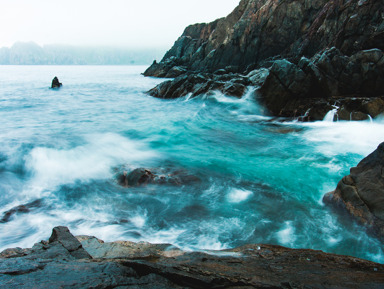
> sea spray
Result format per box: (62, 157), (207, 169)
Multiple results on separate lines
(1, 66), (384, 264)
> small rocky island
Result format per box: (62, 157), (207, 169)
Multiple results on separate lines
(51, 76), (62, 89)
(144, 0), (384, 121)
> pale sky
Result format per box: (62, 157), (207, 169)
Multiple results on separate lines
(0, 0), (239, 48)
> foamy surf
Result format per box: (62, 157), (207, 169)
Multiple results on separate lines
(1, 66), (383, 264)
(24, 133), (158, 189)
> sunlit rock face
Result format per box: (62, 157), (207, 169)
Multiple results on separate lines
(144, 0), (384, 76)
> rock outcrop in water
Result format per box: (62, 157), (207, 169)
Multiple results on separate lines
(1, 226), (384, 288)
(51, 76), (62, 89)
(324, 142), (384, 242)
(144, 0), (384, 121)
(116, 167), (201, 187)
(0, 199), (42, 223)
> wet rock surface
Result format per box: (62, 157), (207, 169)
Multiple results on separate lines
(1, 226), (384, 288)
(51, 76), (62, 89)
(148, 72), (250, 99)
(146, 47), (384, 121)
(259, 48), (384, 118)
(116, 167), (201, 187)
(144, 0), (384, 121)
(324, 142), (384, 242)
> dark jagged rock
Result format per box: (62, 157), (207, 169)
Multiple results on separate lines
(258, 47), (384, 118)
(147, 72), (250, 99)
(47, 226), (92, 259)
(144, 0), (384, 77)
(1, 226), (384, 288)
(324, 142), (384, 242)
(116, 167), (201, 187)
(144, 0), (384, 121)
(51, 76), (62, 89)
(146, 48), (384, 120)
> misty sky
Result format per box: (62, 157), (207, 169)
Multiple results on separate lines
(0, 0), (239, 48)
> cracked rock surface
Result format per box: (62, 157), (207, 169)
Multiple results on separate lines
(1, 226), (384, 288)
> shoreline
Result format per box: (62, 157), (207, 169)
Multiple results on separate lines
(1, 226), (383, 288)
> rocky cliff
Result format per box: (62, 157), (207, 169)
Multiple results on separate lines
(324, 142), (384, 242)
(1, 226), (384, 288)
(144, 0), (383, 76)
(144, 0), (384, 120)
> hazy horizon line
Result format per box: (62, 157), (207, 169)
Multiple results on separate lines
(1, 41), (170, 51)
(0, 41), (168, 65)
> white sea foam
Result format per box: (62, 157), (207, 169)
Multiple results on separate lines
(300, 120), (384, 157)
(140, 227), (187, 245)
(276, 221), (297, 246)
(129, 214), (147, 228)
(25, 133), (158, 188)
(323, 107), (338, 122)
(227, 188), (253, 203)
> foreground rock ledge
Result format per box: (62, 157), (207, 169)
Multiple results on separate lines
(1, 226), (383, 288)
(324, 142), (384, 242)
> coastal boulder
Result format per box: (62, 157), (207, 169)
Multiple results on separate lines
(323, 142), (384, 241)
(47, 226), (92, 259)
(259, 59), (314, 115)
(363, 98), (384, 118)
(258, 48), (384, 119)
(51, 76), (62, 89)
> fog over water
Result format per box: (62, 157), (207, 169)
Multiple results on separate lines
(0, 0), (239, 48)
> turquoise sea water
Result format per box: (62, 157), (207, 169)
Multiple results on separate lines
(1, 65), (384, 263)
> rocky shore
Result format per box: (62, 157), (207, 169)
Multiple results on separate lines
(324, 142), (384, 243)
(1, 226), (384, 288)
(2, 144), (384, 288)
(144, 0), (384, 121)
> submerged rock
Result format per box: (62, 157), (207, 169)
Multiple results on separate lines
(324, 142), (384, 242)
(116, 167), (201, 187)
(1, 226), (384, 288)
(0, 199), (42, 223)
